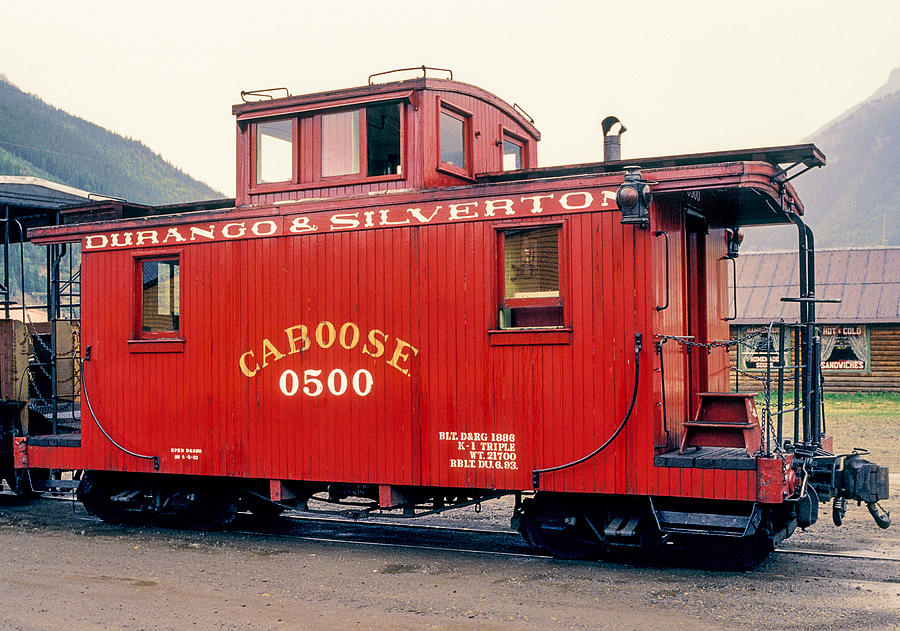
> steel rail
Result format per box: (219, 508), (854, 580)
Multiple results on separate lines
(43, 493), (900, 564)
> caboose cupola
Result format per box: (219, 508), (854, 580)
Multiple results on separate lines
(232, 67), (540, 206)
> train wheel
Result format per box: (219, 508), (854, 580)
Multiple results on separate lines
(247, 500), (286, 521)
(685, 532), (774, 570)
(9, 469), (36, 497)
(520, 494), (602, 560)
(77, 472), (128, 525)
(180, 488), (238, 531)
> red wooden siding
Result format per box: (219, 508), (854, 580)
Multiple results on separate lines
(61, 189), (658, 495)
(27, 160), (797, 505)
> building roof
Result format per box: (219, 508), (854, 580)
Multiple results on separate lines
(733, 247), (900, 324)
(0, 175), (114, 210)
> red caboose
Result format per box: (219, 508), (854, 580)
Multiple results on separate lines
(19, 68), (890, 565)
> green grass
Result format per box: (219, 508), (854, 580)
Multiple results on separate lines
(752, 392), (900, 419)
(823, 392), (900, 419)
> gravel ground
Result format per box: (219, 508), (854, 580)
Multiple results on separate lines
(2, 411), (896, 630)
(0, 495), (897, 631)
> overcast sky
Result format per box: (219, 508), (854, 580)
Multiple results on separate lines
(2, 1), (898, 197)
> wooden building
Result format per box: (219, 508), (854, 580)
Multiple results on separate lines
(730, 247), (900, 392)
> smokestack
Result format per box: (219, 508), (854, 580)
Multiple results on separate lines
(602, 116), (626, 162)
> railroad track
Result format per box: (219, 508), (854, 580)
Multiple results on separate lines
(43, 494), (900, 567)
(241, 510), (900, 566)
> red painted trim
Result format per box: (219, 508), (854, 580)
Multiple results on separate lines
(488, 329), (572, 345)
(503, 297), (561, 308)
(127, 339), (185, 353)
(134, 252), (182, 340)
(34, 164), (788, 244)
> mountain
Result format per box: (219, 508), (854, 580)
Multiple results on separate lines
(753, 68), (900, 250)
(0, 76), (223, 204)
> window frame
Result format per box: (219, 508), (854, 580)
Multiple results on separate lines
(248, 101), (407, 193)
(134, 253), (183, 341)
(495, 221), (567, 330)
(318, 108), (365, 181)
(498, 125), (528, 171)
(437, 99), (474, 180)
(249, 118), (298, 191)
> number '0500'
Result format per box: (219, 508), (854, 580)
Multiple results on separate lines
(279, 369), (374, 397)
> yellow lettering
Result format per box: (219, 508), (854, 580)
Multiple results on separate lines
(85, 234), (108, 249)
(136, 231), (159, 246)
(407, 207), (440, 223)
(251, 220), (278, 236)
(386, 338), (419, 376)
(260, 338), (285, 368)
(448, 202), (479, 220)
(284, 325), (310, 354)
(330, 212), (360, 230)
(315, 321), (336, 349)
(289, 216), (318, 233)
(363, 211), (375, 227)
(238, 350), (260, 377)
(110, 233), (133, 247)
(559, 191), (593, 210)
(379, 209), (411, 226)
(339, 322), (360, 350)
(190, 225), (216, 241)
(519, 193), (555, 214)
(163, 227), (187, 243)
(361, 329), (387, 358)
(222, 222), (246, 238)
(483, 199), (515, 217)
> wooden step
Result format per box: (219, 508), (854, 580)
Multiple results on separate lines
(680, 393), (761, 457)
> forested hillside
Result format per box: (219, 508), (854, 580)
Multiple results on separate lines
(0, 77), (222, 204)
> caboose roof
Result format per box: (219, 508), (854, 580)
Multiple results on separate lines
(232, 77), (541, 141)
(29, 144), (816, 242)
(477, 143), (824, 184)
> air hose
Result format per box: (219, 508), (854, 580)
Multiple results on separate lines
(532, 333), (642, 489)
(81, 345), (159, 470)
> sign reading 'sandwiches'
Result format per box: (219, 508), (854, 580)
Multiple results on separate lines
(82, 188), (617, 251)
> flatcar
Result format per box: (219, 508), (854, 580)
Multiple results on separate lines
(13, 67), (890, 567)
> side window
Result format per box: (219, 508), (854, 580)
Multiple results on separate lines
(366, 102), (402, 176)
(498, 127), (528, 172)
(502, 138), (523, 170)
(321, 110), (361, 177)
(141, 258), (180, 336)
(249, 102), (404, 189)
(439, 102), (471, 176)
(321, 103), (403, 179)
(499, 226), (563, 328)
(255, 119), (293, 184)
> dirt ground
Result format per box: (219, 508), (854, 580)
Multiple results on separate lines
(0, 413), (897, 631)
(0, 496), (897, 631)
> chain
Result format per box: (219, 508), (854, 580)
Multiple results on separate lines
(657, 322), (806, 456)
(731, 366), (771, 383)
